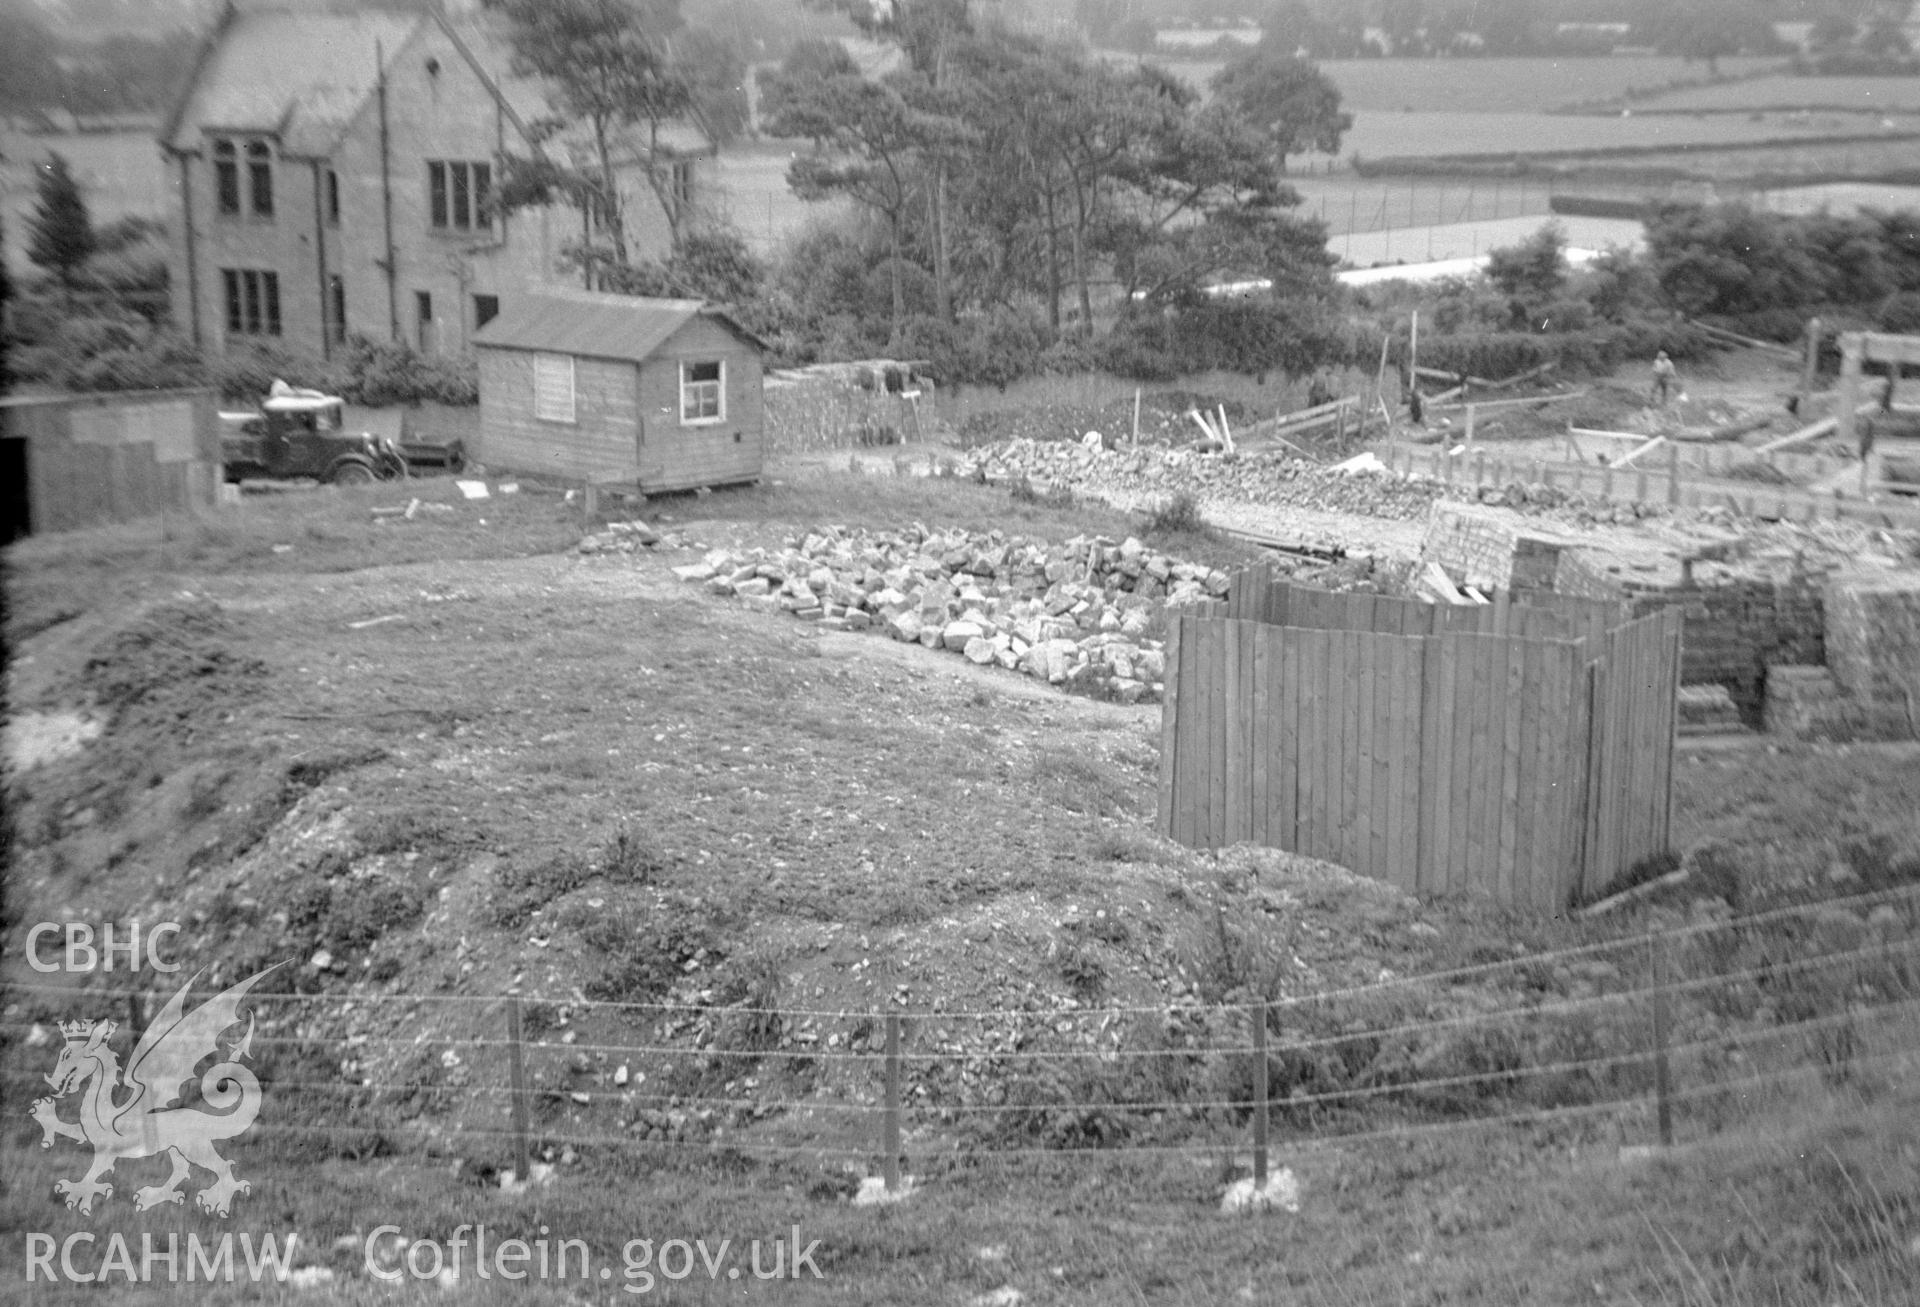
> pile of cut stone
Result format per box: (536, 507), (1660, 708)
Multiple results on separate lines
(670, 525), (1235, 702)
(573, 520), (701, 554)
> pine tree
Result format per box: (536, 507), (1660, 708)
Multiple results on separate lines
(27, 152), (96, 293)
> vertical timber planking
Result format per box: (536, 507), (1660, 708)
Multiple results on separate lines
(1278, 627), (1300, 855)
(1158, 615), (1182, 839)
(1355, 632), (1378, 879)
(1251, 624), (1271, 849)
(1225, 618), (1246, 846)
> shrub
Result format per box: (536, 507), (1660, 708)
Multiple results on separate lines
(336, 335), (478, 406)
(584, 894), (728, 1004)
(1144, 490), (1205, 535)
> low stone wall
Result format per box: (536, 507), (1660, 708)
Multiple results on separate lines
(657, 526), (1238, 703)
(1825, 570), (1920, 735)
(1419, 502), (1596, 595)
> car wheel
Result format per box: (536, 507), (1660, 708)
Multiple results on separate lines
(330, 460), (376, 486)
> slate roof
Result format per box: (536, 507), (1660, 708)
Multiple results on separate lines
(471, 290), (765, 363)
(161, 6), (705, 163)
(163, 9), (422, 156)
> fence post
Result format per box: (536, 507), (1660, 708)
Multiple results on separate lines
(1651, 939), (1673, 1148)
(506, 996), (532, 1184)
(882, 1012), (903, 1193)
(1251, 1000), (1270, 1188)
(1667, 442), (1682, 507)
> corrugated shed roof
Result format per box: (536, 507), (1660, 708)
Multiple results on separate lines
(165, 10), (422, 156)
(472, 291), (764, 362)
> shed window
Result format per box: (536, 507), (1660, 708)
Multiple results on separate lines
(680, 359), (724, 424)
(533, 353), (576, 424)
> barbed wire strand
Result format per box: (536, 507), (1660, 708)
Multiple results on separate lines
(5, 936), (1914, 1073)
(11, 994), (1912, 1129)
(6, 880), (1915, 1022)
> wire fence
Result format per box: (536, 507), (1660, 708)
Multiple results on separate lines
(6, 882), (1917, 1186)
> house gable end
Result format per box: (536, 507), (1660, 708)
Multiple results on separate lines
(157, 1), (239, 157)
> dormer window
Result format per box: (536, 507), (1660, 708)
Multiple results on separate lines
(214, 140), (240, 215)
(213, 136), (274, 220)
(247, 141), (274, 218)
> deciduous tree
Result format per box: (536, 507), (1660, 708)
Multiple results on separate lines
(769, 71), (969, 348)
(1207, 53), (1351, 171)
(484, 0), (698, 264)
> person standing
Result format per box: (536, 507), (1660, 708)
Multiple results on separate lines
(1652, 351), (1678, 405)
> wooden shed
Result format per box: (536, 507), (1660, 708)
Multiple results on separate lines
(472, 291), (765, 493)
(2, 389), (222, 543)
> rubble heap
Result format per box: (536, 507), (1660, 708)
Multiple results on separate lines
(666, 525), (1238, 703)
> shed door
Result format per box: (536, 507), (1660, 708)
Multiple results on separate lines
(636, 369), (666, 486)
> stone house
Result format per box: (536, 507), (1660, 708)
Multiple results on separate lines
(472, 290), (764, 493)
(159, 0), (711, 363)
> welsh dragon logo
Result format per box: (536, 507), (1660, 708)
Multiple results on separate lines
(30, 965), (280, 1217)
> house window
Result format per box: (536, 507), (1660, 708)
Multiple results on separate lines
(326, 169), (340, 225)
(671, 158), (696, 209)
(214, 140), (239, 215)
(221, 269), (281, 337)
(473, 293), (499, 329)
(329, 275), (346, 344)
(246, 140), (273, 218)
(428, 159), (491, 230)
(680, 359), (724, 424)
(213, 137), (274, 218)
(416, 291), (434, 353)
(533, 353), (575, 423)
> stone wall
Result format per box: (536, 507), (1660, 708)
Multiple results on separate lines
(1825, 571), (1920, 734)
(1628, 579), (1827, 724)
(1420, 503), (1575, 593)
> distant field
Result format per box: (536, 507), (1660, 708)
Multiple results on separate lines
(1342, 108), (1917, 163)
(1144, 55), (1788, 113)
(1630, 73), (1920, 114)
(0, 124), (166, 275)
(1539, 135), (1920, 183)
